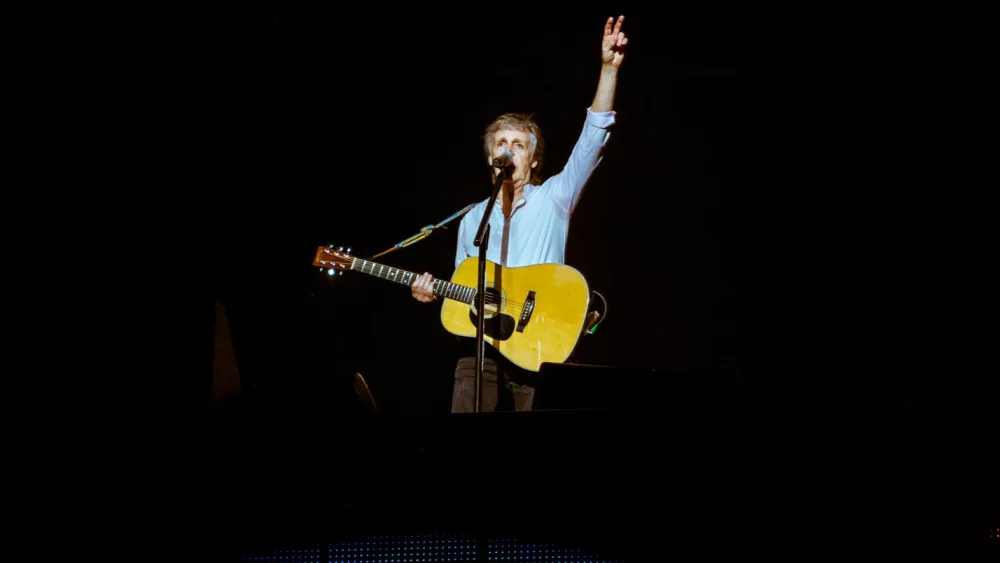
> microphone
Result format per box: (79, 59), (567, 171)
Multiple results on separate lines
(492, 152), (515, 168)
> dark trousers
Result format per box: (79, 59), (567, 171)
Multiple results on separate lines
(451, 348), (535, 412)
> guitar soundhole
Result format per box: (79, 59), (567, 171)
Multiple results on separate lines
(481, 287), (501, 317)
(468, 288), (515, 341)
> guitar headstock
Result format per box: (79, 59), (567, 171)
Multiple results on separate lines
(313, 245), (354, 276)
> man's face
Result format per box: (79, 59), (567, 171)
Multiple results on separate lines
(488, 128), (537, 186)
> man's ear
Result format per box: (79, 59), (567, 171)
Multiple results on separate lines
(531, 160), (538, 169)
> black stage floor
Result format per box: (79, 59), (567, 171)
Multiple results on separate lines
(211, 374), (998, 562)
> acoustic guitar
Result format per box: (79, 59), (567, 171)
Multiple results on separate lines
(312, 246), (591, 372)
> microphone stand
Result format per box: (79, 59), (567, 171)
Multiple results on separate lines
(472, 164), (511, 412)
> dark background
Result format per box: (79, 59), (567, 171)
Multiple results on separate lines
(177, 3), (1000, 560)
(211, 2), (762, 414)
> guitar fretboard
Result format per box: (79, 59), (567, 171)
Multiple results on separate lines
(350, 258), (476, 304)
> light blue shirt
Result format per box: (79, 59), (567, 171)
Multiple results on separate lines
(454, 107), (616, 271)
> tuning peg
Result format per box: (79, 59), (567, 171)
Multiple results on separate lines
(319, 268), (325, 273)
(346, 247), (351, 253)
(327, 269), (336, 276)
(338, 246), (344, 251)
(327, 244), (334, 248)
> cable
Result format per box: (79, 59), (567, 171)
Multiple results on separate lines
(588, 290), (608, 334)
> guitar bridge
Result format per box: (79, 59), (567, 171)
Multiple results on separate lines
(516, 291), (536, 333)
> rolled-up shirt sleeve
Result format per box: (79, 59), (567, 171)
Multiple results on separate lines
(543, 107), (616, 214)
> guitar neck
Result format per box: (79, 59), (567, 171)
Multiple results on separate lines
(350, 258), (476, 304)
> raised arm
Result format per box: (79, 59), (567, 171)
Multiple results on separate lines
(591, 15), (628, 113)
(546, 16), (628, 214)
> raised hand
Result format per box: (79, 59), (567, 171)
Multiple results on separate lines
(601, 15), (628, 68)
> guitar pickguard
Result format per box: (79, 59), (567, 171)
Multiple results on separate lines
(467, 309), (516, 341)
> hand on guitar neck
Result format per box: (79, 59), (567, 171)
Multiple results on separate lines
(411, 272), (438, 303)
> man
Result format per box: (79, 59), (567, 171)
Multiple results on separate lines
(411, 15), (628, 412)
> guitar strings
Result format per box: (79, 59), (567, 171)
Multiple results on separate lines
(440, 291), (525, 309)
(431, 283), (527, 308)
(350, 263), (528, 307)
(423, 287), (527, 308)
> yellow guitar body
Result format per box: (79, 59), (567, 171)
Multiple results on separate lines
(440, 257), (591, 372)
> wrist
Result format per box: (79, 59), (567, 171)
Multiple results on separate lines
(600, 63), (619, 74)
